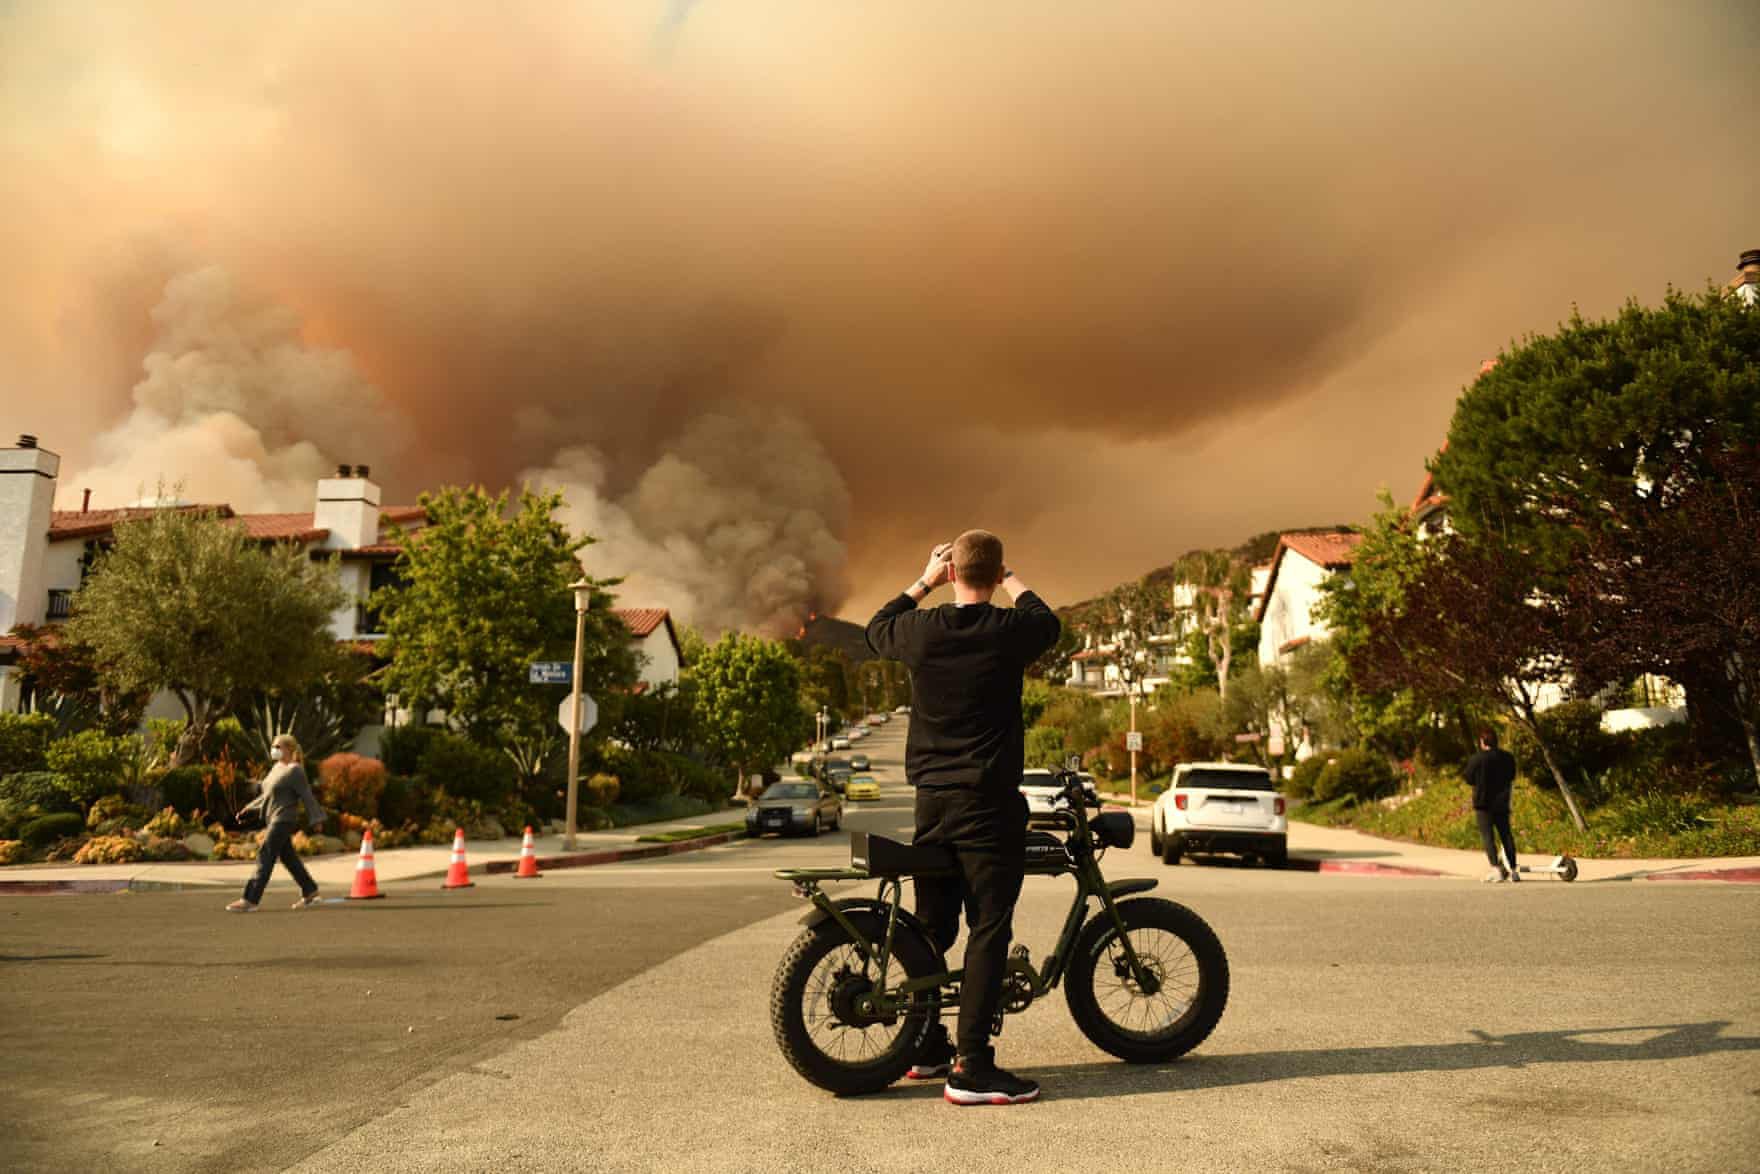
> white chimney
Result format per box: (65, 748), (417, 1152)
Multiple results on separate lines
(314, 464), (381, 551)
(0, 435), (59, 632)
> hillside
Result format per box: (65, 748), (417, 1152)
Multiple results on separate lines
(1059, 523), (1358, 625)
(792, 612), (874, 663)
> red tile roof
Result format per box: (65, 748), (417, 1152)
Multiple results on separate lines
(1279, 531), (1364, 569)
(46, 504), (426, 547)
(236, 513), (329, 543)
(49, 505), (233, 540)
(612, 607), (671, 638)
(1254, 530), (1366, 623)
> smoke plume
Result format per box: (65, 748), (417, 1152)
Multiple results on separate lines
(524, 406), (850, 634)
(2, 1), (1755, 621)
(77, 266), (407, 510)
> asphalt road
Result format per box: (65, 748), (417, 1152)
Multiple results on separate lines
(7, 720), (1760, 1173)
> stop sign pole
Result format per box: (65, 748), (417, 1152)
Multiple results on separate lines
(565, 579), (591, 850)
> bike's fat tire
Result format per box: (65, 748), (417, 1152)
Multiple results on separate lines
(1065, 898), (1228, 1063)
(770, 912), (942, 1096)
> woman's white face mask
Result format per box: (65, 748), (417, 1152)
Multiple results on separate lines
(269, 747), (283, 763)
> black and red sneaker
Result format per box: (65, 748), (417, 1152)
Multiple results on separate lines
(943, 1057), (1040, 1106)
(908, 1025), (955, 1079)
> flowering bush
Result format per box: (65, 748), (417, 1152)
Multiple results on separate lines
(142, 806), (192, 838)
(141, 835), (194, 862)
(72, 835), (144, 865)
(0, 839), (24, 865)
(317, 753), (388, 819)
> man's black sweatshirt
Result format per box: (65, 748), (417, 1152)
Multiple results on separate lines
(866, 591), (1061, 791)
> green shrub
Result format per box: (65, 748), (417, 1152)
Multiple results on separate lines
(1599, 790), (1712, 839)
(142, 807), (192, 838)
(316, 753), (388, 819)
(1313, 748), (1397, 803)
(1024, 725), (1067, 769)
(20, 811), (85, 847)
(85, 794), (149, 835)
(377, 774), (428, 828)
(141, 835), (194, 862)
(0, 770), (78, 811)
(380, 725), (443, 777)
(0, 712), (56, 776)
(417, 734), (515, 806)
(0, 799), (27, 839)
(585, 772), (621, 806)
(44, 730), (132, 809)
(157, 765), (212, 817)
(1286, 754), (1333, 801)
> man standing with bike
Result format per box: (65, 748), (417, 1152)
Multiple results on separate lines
(866, 530), (1060, 1105)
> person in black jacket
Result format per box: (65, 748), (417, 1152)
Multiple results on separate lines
(1464, 729), (1520, 883)
(867, 530), (1061, 1105)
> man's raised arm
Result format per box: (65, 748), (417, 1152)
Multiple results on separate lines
(867, 543), (954, 659)
(1001, 568), (1061, 661)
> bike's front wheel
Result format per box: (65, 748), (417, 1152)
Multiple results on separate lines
(770, 911), (942, 1095)
(1065, 897), (1229, 1063)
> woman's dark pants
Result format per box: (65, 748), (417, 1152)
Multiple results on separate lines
(243, 821), (319, 904)
(912, 786), (1028, 1061)
(1476, 807), (1518, 872)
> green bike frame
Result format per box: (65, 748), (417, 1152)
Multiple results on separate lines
(775, 792), (1162, 1018)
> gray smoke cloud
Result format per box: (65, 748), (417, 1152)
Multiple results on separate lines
(77, 266), (409, 510)
(523, 405), (851, 634)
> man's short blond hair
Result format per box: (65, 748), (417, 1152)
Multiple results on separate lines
(952, 529), (1004, 588)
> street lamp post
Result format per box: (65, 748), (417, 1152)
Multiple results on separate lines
(564, 578), (592, 851)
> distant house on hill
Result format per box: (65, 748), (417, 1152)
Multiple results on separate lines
(0, 436), (677, 720)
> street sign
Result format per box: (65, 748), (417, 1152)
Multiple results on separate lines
(1125, 731), (1144, 753)
(557, 692), (598, 735)
(530, 661), (573, 685)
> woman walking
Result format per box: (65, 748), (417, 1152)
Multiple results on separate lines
(226, 734), (328, 912)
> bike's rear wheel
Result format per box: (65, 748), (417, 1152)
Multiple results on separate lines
(1065, 897), (1228, 1063)
(770, 911), (942, 1095)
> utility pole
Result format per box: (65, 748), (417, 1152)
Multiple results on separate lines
(1129, 685), (1139, 807)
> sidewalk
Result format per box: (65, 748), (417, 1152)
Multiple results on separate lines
(1117, 805), (1760, 883)
(0, 813), (747, 894)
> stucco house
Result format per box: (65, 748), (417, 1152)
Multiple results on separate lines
(1254, 530), (1364, 672)
(0, 436), (679, 719)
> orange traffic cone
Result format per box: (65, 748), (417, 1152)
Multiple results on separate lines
(514, 826), (542, 879)
(442, 828), (475, 889)
(347, 828), (385, 900)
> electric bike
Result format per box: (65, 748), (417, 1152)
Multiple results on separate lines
(770, 759), (1229, 1095)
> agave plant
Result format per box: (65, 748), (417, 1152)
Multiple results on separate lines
(239, 693), (352, 764)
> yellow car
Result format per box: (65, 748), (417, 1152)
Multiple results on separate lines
(845, 775), (881, 802)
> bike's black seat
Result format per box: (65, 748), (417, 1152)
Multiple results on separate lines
(850, 832), (957, 878)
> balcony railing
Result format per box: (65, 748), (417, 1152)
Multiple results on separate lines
(46, 589), (73, 620)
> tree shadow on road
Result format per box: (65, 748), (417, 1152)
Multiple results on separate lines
(869, 1021), (1760, 1101)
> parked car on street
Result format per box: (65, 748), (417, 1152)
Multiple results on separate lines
(847, 753), (869, 771)
(893, 705), (910, 714)
(830, 736), (851, 750)
(825, 767), (854, 794)
(1019, 767), (1098, 824)
(1150, 762), (1287, 867)
(865, 714), (888, 726)
(844, 775), (881, 802)
(747, 781), (842, 838)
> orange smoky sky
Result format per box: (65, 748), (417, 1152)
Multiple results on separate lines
(1, 1), (1755, 629)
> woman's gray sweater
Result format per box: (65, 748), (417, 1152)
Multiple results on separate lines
(242, 762), (325, 828)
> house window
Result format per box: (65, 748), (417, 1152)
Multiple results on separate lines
(46, 589), (73, 620)
(357, 561), (404, 635)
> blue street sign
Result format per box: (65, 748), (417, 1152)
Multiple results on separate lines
(529, 661), (573, 685)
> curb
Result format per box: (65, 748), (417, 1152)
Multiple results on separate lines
(1641, 866), (1760, 884)
(1286, 857), (1452, 879)
(480, 830), (748, 875)
(0, 830), (751, 894)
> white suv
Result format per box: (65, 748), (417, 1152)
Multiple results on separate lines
(1151, 762), (1287, 867)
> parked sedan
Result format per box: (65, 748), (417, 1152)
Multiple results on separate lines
(845, 775), (881, 802)
(847, 753), (870, 771)
(825, 767), (854, 794)
(747, 782), (842, 838)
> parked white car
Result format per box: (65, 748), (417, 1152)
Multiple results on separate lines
(1150, 762), (1287, 867)
(1019, 767), (1098, 823)
(830, 736), (851, 750)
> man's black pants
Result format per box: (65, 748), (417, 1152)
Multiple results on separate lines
(1476, 807), (1517, 872)
(911, 785), (1027, 1060)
